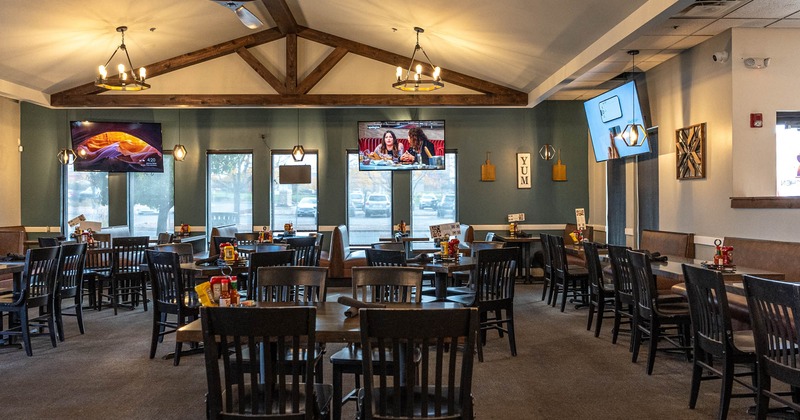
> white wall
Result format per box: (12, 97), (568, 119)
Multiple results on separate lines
(0, 96), (21, 225)
(589, 27), (800, 251)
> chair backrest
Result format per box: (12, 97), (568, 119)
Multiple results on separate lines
(255, 266), (327, 303)
(682, 264), (735, 357)
(469, 240), (505, 257)
(56, 243), (87, 300)
(743, 275), (800, 389)
(156, 232), (173, 245)
(539, 233), (552, 276)
(202, 306), (317, 420)
(235, 232), (259, 245)
(255, 243), (289, 253)
(286, 236), (319, 266)
(607, 245), (634, 297)
(38, 236), (63, 248)
(22, 247), (61, 308)
(359, 308), (478, 420)
(548, 234), (568, 273)
(155, 243), (194, 263)
(210, 236), (236, 257)
(247, 250), (296, 297)
(626, 250), (656, 319)
(371, 242), (405, 251)
(365, 249), (407, 267)
(313, 233), (324, 266)
(111, 236), (150, 272)
(582, 242), (605, 294)
(473, 247), (517, 304)
(147, 250), (195, 311)
(352, 266), (424, 303)
(92, 233), (112, 249)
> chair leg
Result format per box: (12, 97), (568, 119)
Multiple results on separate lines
(689, 347), (703, 409)
(646, 320), (659, 375)
(540, 273), (549, 301)
(755, 373), (770, 420)
(586, 297), (596, 331)
(495, 310), (504, 338)
(507, 308), (516, 357)
(55, 298), (65, 342)
(47, 312), (58, 348)
(75, 295), (85, 335)
(150, 310), (160, 359)
(594, 298), (605, 338)
(560, 279), (569, 312)
(20, 309), (32, 357)
(174, 340), (183, 366)
(477, 330), (484, 363)
(718, 357), (735, 420)
(611, 302), (622, 344)
(631, 324), (642, 363)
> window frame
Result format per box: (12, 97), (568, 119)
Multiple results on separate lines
(269, 149), (320, 233)
(206, 150), (254, 236)
(346, 149), (394, 246)
(127, 154), (175, 239)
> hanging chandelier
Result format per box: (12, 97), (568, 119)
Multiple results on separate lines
(95, 26), (150, 91)
(393, 27), (443, 92)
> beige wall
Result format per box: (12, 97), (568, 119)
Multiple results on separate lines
(0, 96), (21, 226)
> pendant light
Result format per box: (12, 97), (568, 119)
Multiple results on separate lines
(292, 109), (305, 162)
(620, 50), (647, 147)
(173, 110), (187, 161)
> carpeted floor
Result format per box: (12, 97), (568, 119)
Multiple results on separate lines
(0, 283), (768, 419)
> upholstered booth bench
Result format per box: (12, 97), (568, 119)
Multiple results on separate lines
(0, 226), (27, 291)
(319, 225), (366, 283)
(640, 229), (695, 291)
(209, 224), (238, 256)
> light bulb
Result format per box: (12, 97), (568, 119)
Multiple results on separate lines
(121, 72), (127, 81)
(414, 73), (419, 81)
(139, 67), (146, 80)
(630, 128), (639, 145)
(433, 66), (441, 80)
(396, 66), (403, 80)
(415, 64), (422, 75)
(98, 65), (107, 79)
(118, 63), (125, 74)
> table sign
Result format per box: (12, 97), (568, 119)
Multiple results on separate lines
(429, 222), (461, 240)
(68, 214), (86, 227)
(507, 213), (525, 222)
(575, 208), (586, 231)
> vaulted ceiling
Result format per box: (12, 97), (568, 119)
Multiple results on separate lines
(1, 0), (798, 108)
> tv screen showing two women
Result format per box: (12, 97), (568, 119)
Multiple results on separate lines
(358, 120), (445, 171)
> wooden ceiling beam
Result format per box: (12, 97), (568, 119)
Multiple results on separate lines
(286, 33), (297, 92)
(50, 93), (526, 107)
(296, 26), (526, 99)
(51, 28), (284, 101)
(236, 47), (288, 94)
(296, 47), (348, 94)
(260, 0), (297, 34)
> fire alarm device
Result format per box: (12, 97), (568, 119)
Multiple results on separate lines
(750, 113), (763, 128)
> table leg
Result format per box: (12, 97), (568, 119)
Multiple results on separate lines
(434, 272), (448, 301)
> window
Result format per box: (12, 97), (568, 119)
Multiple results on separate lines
(129, 155), (174, 238)
(776, 112), (800, 196)
(271, 153), (319, 232)
(411, 153), (457, 238)
(207, 152), (253, 233)
(65, 165), (109, 230)
(347, 152), (392, 245)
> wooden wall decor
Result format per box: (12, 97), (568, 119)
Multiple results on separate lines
(676, 123), (706, 180)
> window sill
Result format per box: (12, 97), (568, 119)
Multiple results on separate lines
(730, 196), (800, 209)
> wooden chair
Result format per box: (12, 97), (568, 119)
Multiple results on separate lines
(743, 275), (800, 419)
(549, 235), (588, 312)
(254, 266), (327, 303)
(155, 243), (194, 263)
(607, 245), (635, 348)
(627, 250), (691, 375)
(235, 232), (259, 245)
(683, 265), (756, 420)
(54, 243), (88, 340)
(38, 236), (65, 248)
(330, 266), (424, 420)
(156, 232), (173, 245)
(448, 240), (505, 295)
(84, 235), (113, 310)
(365, 249), (406, 267)
(0, 247), (60, 356)
(210, 236), (236, 256)
(584, 242), (614, 337)
(286, 236), (320, 266)
(146, 250), (200, 365)
(201, 306), (332, 419)
(539, 233), (553, 303)
(99, 236), (150, 315)
(449, 247), (517, 362)
(245, 250), (295, 299)
(370, 242), (404, 251)
(359, 307), (478, 420)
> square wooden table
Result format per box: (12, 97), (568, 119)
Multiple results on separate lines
(495, 235), (540, 283)
(422, 256), (476, 301)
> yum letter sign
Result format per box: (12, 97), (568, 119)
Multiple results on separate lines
(517, 153), (531, 189)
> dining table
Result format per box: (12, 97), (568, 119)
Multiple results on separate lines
(421, 256), (476, 301)
(650, 256), (785, 282)
(494, 234), (540, 283)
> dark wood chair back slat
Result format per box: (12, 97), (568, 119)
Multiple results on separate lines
(255, 266), (327, 303)
(365, 249), (407, 267)
(246, 250), (296, 298)
(352, 266), (423, 303)
(286, 236), (319, 266)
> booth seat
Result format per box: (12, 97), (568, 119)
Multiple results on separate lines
(0, 226), (27, 289)
(640, 229), (695, 291)
(209, 224), (239, 256)
(319, 225), (366, 279)
(455, 224), (474, 253)
(563, 223), (594, 266)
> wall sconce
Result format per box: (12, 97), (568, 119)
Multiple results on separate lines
(552, 149), (567, 181)
(57, 148), (77, 165)
(539, 144), (555, 160)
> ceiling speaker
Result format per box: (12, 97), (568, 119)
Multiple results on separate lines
(279, 165), (311, 184)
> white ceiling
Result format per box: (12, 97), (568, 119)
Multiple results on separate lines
(1, 0), (799, 107)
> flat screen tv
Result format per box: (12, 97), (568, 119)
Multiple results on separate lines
(70, 121), (163, 172)
(584, 81), (651, 162)
(358, 120), (445, 171)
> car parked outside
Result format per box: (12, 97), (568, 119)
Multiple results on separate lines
(418, 193), (438, 209)
(295, 197), (317, 217)
(364, 193), (391, 217)
(436, 193), (456, 218)
(349, 191), (365, 213)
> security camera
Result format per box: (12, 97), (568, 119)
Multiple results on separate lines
(743, 57), (771, 69)
(712, 51), (728, 63)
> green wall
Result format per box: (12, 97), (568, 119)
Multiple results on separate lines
(20, 102), (589, 231)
